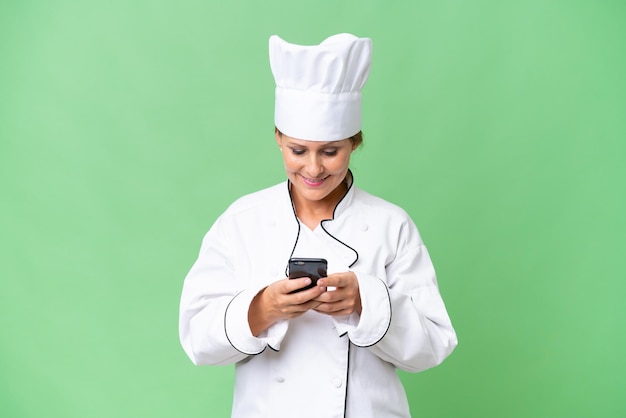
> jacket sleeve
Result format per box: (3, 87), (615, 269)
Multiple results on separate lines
(334, 220), (458, 373)
(178, 215), (289, 366)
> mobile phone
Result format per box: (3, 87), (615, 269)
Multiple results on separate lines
(288, 258), (328, 293)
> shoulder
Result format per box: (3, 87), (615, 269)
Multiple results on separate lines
(352, 187), (411, 219)
(200, 181), (294, 247)
(350, 186), (425, 247)
(351, 186), (423, 237)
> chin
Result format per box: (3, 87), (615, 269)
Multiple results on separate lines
(299, 188), (329, 201)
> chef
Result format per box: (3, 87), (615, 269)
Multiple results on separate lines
(179, 33), (457, 418)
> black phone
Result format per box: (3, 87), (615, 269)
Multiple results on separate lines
(288, 258), (328, 293)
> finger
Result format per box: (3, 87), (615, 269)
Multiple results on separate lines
(283, 277), (312, 294)
(318, 272), (354, 289)
(313, 289), (342, 303)
(314, 302), (352, 316)
(317, 276), (338, 288)
(274, 295), (319, 317)
(289, 284), (325, 303)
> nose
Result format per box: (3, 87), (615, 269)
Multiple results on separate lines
(305, 154), (324, 177)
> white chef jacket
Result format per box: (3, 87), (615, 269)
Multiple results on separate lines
(179, 177), (457, 417)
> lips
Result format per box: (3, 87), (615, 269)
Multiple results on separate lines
(301, 175), (329, 187)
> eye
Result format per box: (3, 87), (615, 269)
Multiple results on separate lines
(289, 147), (306, 156)
(322, 149), (338, 157)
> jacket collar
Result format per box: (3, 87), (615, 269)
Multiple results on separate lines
(284, 170), (359, 269)
(330, 169), (355, 220)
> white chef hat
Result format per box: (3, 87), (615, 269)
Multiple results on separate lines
(269, 33), (372, 141)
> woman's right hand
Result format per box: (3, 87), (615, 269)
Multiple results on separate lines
(248, 277), (325, 336)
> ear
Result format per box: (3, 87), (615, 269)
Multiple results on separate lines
(275, 130), (283, 148)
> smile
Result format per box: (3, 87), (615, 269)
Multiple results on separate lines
(301, 175), (329, 187)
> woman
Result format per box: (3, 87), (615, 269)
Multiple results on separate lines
(179, 33), (457, 418)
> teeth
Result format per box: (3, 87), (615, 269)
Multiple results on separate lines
(303, 175), (327, 182)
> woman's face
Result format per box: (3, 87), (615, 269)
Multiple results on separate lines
(276, 132), (355, 206)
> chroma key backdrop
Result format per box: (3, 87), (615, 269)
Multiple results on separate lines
(1, 1), (624, 417)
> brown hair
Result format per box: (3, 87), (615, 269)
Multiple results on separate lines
(275, 127), (363, 149)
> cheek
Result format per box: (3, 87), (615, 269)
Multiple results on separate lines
(328, 155), (351, 172)
(281, 154), (299, 172)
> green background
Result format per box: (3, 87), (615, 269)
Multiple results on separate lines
(1, 1), (624, 417)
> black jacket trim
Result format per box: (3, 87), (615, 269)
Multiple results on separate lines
(348, 277), (393, 348)
(285, 171), (360, 270)
(343, 343), (351, 418)
(285, 181), (302, 277)
(320, 171), (359, 268)
(224, 291), (269, 356)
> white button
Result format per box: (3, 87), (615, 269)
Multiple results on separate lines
(360, 224), (368, 231)
(331, 378), (343, 388)
(275, 376), (285, 383)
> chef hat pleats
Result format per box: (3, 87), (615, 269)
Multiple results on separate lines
(269, 33), (372, 142)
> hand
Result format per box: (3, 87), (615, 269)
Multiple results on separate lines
(248, 277), (325, 336)
(313, 271), (362, 316)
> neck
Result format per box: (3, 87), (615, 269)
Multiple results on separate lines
(290, 176), (349, 229)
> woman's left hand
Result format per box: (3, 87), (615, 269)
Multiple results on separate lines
(313, 271), (362, 316)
